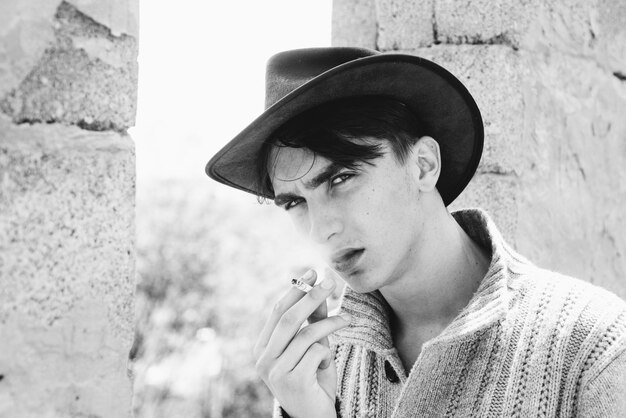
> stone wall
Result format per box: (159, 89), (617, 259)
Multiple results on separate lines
(333, 0), (626, 298)
(0, 1), (138, 416)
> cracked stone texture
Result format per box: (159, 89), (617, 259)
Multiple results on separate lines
(514, 53), (626, 298)
(0, 0), (137, 414)
(66, 0), (139, 38)
(333, 0), (626, 75)
(0, 114), (136, 417)
(369, 0), (626, 75)
(0, 0), (61, 98)
(435, 0), (626, 74)
(376, 0), (434, 50)
(332, 0), (377, 48)
(414, 45), (526, 176)
(0, 1), (138, 132)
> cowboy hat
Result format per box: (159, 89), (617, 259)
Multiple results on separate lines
(205, 47), (483, 206)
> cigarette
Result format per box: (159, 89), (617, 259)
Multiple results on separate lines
(291, 277), (314, 293)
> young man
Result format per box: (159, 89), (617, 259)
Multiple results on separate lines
(206, 48), (626, 417)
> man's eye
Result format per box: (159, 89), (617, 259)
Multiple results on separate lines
(330, 173), (354, 186)
(284, 198), (304, 211)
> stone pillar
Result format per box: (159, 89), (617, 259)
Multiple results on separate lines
(333, 0), (626, 298)
(0, 1), (138, 416)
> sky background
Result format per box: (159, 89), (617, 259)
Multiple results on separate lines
(131, 0), (333, 193)
(130, 0), (336, 284)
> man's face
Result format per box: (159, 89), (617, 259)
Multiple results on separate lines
(269, 141), (430, 293)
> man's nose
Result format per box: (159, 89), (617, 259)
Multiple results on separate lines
(306, 202), (343, 244)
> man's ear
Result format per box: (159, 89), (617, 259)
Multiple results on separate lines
(409, 136), (441, 192)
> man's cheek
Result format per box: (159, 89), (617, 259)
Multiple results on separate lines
(290, 213), (310, 237)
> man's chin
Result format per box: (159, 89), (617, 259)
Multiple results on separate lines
(339, 272), (381, 294)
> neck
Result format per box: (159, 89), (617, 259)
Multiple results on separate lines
(379, 208), (491, 339)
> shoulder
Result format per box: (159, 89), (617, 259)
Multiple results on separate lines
(508, 264), (626, 383)
(509, 264), (626, 320)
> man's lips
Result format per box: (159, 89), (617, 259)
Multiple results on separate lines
(331, 248), (365, 273)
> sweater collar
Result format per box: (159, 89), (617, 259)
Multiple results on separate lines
(335, 208), (529, 353)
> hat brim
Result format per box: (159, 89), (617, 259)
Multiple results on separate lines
(206, 53), (483, 206)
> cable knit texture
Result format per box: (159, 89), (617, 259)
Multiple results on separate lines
(274, 209), (626, 417)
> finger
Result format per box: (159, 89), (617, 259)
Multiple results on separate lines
(253, 269), (317, 358)
(291, 342), (331, 379)
(279, 314), (351, 373)
(306, 276), (331, 368)
(307, 277), (329, 324)
(313, 303), (332, 369)
(264, 276), (337, 359)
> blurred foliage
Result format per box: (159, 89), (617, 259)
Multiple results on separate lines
(132, 179), (343, 417)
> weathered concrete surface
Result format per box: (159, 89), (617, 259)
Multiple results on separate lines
(0, 1), (138, 132)
(414, 45), (526, 176)
(343, 0), (626, 77)
(376, 0), (434, 50)
(434, 0), (626, 74)
(66, 0), (139, 38)
(0, 0), (61, 98)
(332, 0), (377, 49)
(333, 0), (626, 300)
(514, 53), (626, 298)
(0, 0), (137, 415)
(0, 114), (136, 416)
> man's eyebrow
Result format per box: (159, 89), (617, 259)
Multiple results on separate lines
(303, 162), (344, 190)
(274, 192), (300, 207)
(273, 162), (346, 207)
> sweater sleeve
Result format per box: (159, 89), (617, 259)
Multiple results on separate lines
(577, 347), (626, 417)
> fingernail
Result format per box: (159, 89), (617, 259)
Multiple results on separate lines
(302, 269), (314, 281)
(340, 313), (352, 323)
(320, 277), (334, 289)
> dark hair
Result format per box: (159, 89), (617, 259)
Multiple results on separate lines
(257, 96), (425, 201)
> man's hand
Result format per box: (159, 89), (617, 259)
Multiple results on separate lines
(253, 270), (351, 418)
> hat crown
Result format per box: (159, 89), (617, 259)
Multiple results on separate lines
(264, 47), (378, 109)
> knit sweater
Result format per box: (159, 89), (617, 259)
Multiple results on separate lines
(274, 209), (626, 417)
